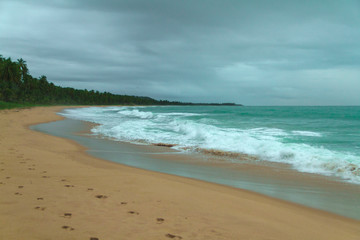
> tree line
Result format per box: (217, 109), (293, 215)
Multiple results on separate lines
(0, 55), (171, 105)
(0, 54), (240, 106)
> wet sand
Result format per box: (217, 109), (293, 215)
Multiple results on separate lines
(0, 106), (360, 240)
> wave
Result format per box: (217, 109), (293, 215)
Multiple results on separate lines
(117, 109), (154, 119)
(291, 131), (322, 137)
(161, 112), (204, 116)
(61, 106), (360, 184)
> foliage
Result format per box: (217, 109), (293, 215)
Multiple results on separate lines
(0, 55), (164, 106)
(0, 101), (40, 110)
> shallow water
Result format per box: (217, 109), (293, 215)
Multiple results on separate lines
(31, 117), (360, 220)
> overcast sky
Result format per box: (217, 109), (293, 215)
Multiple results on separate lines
(1, 0), (360, 105)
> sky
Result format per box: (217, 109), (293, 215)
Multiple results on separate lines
(1, 0), (360, 105)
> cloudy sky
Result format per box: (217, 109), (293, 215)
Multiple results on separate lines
(1, 0), (360, 105)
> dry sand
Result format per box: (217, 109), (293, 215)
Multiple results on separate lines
(0, 106), (359, 240)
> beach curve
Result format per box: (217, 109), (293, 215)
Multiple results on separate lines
(0, 106), (359, 240)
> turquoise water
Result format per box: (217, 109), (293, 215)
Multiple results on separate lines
(61, 106), (360, 184)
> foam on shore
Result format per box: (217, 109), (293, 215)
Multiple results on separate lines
(61, 106), (360, 184)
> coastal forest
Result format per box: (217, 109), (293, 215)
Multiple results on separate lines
(0, 54), (238, 107)
(0, 55), (168, 106)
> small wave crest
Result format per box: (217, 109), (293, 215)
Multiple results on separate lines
(292, 131), (322, 137)
(161, 112), (204, 117)
(117, 109), (154, 119)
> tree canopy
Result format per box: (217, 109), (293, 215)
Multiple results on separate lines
(0, 55), (168, 105)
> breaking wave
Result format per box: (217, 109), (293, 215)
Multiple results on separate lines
(61, 106), (360, 184)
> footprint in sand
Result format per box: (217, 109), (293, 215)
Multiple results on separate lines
(95, 195), (107, 199)
(63, 213), (72, 218)
(128, 211), (139, 215)
(28, 168), (35, 170)
(42, 176), (50, 178)
(34, 206), (46, 211)
(87, 188), (94, 191)
(156, 218), (165, 224)
(165, 233), (182, 239)
(90, 237), (99, 240)
(64, 185), (75, 188)
(121, 202), (127, 205)
(14, 192), (22, 195)
(18, 186), (23, 188)
(37, 197), (44, 200)
(62, 225), (75, 231)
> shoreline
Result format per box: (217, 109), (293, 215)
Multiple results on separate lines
(1, 106), (360, 239)
(37, 109), (360, 219)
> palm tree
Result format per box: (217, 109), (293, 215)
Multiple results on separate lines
(17, 58), (28, 82)
(0, 58), (21, 101)
(0, 58), (20, 83)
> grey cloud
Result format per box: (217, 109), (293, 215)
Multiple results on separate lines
(1, 0), (360, 105)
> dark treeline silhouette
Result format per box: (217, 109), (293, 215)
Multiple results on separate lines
(0, 55), (161, 105)
(0, 55), (240, 106)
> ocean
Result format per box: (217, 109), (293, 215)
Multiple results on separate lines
(61, 105), (360, 185)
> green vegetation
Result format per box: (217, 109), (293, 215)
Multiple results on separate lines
(0, 54), (240, 107)
(0, 101), (39, 110)
(0, 54), (167, 106)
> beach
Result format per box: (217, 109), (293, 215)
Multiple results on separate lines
(1, 106), (360, 240)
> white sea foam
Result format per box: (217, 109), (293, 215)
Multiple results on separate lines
(161, 112), (204, 116)
(117, 109), (154, 119)
(61, 106), (360, 184)
(291, 130), (322, 137)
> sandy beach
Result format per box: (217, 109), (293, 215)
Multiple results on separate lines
(0, 106), (359, 240)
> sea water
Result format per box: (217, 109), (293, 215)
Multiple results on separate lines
(61, 106), (360, 184)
